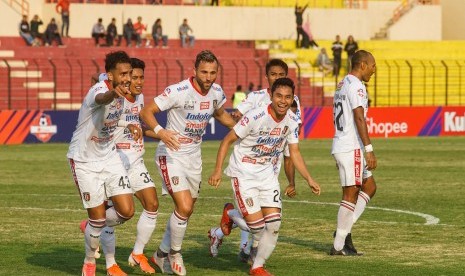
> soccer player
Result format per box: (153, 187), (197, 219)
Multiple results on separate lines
(209, 59), (302, 261)
(96, 58), (159, 275)
(139, 50), (236, 276)
(330, 50), (377, 256)
(208, 77), (321, 276)
(67, 51), (141, 276)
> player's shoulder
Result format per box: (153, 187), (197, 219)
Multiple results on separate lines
(250, 88), (267, 96)
(245, 105), (267, 121)
(210, 83), (224, 93)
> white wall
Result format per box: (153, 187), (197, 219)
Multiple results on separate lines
(389, 5), (442, 40)
(0, 1), (441, 41)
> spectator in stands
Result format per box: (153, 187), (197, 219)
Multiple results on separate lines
(133, 16), (146, 48)
(179, 18), (195, 48)
(247, 82), (254, 94)
(19, 15), (35, 46)
(331, 34), (343, 77)
(30, 15), (44, 45)
(295, 1), (308, 48)
(316, 48), (333, 76)
(231, 85), (246, 108)
(152, 18), (168, 48)
(55, 0), (70, 37)
(44, 18), (64, 47)
(211, 0), (219, 5)
(123, 18), (135, 47)
(106, 18), (121, 47)
(344, 35), (359, 72)
(92, 18), (106, 47)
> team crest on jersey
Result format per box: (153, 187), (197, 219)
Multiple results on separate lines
(213, 100), (218, 108)
(270, 128), (281, 136)
(282, 126), (289, 135)
(131, 106), (139, 114)
(184, 100), (195, 110)
(171, 176), (179, 185)
(245, 198), (254, 207)
(200, 102), (210, 110)
(82, 192), (90, 202)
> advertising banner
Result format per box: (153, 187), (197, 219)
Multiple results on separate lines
(1, 106), (465, 145)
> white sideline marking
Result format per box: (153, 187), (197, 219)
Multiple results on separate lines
(2, 195), (440, 225)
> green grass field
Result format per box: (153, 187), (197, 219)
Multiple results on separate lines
(1, 137), (465, 275)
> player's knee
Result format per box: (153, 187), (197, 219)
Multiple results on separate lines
(143, 199), (159, 212)
(264, 213), (282, 234)
(246, 218), (265, 235)
(116, 206), (135, 221)
(175, 205), (194, 218)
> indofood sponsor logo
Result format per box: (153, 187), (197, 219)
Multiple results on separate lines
(444, 112), (465, 132)
(366, 117), (408, 138)
(30, 113), (57, 143)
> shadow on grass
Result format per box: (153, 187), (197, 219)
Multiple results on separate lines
(279, 234), (333, 254)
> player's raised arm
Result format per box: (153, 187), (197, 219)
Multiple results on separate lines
(208, 130), (239, 188)
(288, 143), (321, 195)
(140, 100), (180, 151)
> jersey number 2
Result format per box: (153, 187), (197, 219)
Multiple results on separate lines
(333, 102), (343, 131)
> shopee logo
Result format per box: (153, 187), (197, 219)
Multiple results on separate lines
(366, 117), (408, 138)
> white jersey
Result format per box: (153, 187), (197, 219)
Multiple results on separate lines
(331, 74), (369, 154)
(114, 94), (145, 166)
(154, 77), (226, 155)
(67, 81), (124, 162)
(236, 88), (302, 124)
(225, 105), (300, 180)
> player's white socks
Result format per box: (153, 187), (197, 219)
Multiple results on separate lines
(100, 226), (117, 269)
(228, 209), (250, 232)
(353, 191), (370, 223)
(106, 206), (130, 227)
(158, 219), (171, 254)
(334, 200), (355, 251)
(133, 209), (158, 254)
(170, 210), (188, 252)
(84, 218), (105, 264)
(213, 227), (225, 239)
(247, 218), (265, 249)
(240, 230), (251, 254)
(252, 213), (281, 269)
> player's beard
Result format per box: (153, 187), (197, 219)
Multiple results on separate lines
(196, 77), (213, 93)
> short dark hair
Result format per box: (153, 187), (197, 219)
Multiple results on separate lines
(351, 50), (372, 69)
(194, 50), (218, 69)
(131, 57), (145, 71)
(105, 51), (131, 72)
(271, 77), (295, 95)
(266, 59), (288, 75)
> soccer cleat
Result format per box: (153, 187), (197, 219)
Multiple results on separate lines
(128, 252), (155, 274)
(82, 263), (96, 276)
(79, 219), (101, 259)
(151, 253), (173, 274)
(345, 233), (363, 255)
(169, 252), (186, 276)
(238, 249), (250, 263)
(249, 266), (274, 276)
(106, 264), (127, 276)
(329, 246), (358, 256)
(220, 203), (234, 235)
(208, 227), (223, 257)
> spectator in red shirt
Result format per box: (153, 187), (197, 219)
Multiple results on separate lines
(133, 16), (146, 48)
(56, 0), (70, 37)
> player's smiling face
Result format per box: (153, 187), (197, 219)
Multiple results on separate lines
(109, 62), (131, 90)
(271, 85), (293, 119)
(130, 68), (144, 96)
(194, 61), (218, 94)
